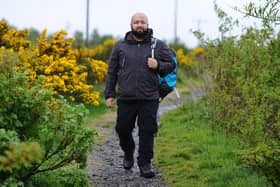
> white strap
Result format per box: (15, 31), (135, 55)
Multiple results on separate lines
(151, 38), (157, 58)
(174, 87), (180, 99)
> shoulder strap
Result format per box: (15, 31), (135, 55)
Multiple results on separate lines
(151, 38), (157, 58)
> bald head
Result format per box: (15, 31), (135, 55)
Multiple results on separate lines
(130, 12), (149, 25)
(130, 12), (149, 40)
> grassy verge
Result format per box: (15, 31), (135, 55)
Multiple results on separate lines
(154, 96), (270, 187)
(85, 99), (106, 118)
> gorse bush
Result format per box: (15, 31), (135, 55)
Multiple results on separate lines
(0, 58), (95, 186)
(0, 20), (111, 106)
(197, 4), (280, 185)
(175, 47), (206, 77)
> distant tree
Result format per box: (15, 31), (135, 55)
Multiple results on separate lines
(72, 29), (114, 49)
(72, 30), (85, 48)
(89, 29), (114, 48)
(27, 28), (40, 44)
(168, 38), (189, 53)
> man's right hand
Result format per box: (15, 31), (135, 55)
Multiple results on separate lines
(106, 97), (115, 107)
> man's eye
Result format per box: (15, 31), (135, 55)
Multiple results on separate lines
(134, 21), (146, 24)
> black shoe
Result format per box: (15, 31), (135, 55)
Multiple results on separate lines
(139, 164), (155, 178)
(123, 155), (134, 170)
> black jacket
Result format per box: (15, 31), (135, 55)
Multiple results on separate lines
(105, 29), (174, 100)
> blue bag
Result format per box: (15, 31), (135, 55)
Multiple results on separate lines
(151, 38), (178, 99)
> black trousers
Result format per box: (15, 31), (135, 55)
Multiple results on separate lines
(115, 99), (159, 166)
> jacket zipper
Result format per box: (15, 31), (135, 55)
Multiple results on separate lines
(121, 56), (126, 68)
(136, 43), (140, 97)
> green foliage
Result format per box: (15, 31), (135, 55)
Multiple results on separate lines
(0, 129), (19, 151)
(0, 141), (43, 175)
(26, 28), (40, 44)
(168, 38), (189, 53)
(27, 166), (91, 187)
(155, 97), (269, 187)
(89, 29), (114, 48)
(72, 31), (85, 48)
(195, 3), (280, 185)
(205, 27), (275, 141)
(72, 29), (114, 50)
(214, 3), (239, 36)
(244, 0), (280, 26)
(240, 142), (280, 187)
(0, 58), (95, 185)
(1, 177), (24, 187)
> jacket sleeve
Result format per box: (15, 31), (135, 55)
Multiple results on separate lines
(104, 42), (120, 99)
(156, 41), (175, 76)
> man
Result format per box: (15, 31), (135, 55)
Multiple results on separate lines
(104, 12), (174, 178)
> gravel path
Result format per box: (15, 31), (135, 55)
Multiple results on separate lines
(86, 89), (206, 187)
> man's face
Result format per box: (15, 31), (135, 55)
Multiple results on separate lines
(131, 14), (148, 33)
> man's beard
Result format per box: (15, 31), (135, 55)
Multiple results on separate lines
(132, 29), (148, 39)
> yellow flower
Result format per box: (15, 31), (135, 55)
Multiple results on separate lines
(69, 96), (75, 101)
(190, 47), (205, 57)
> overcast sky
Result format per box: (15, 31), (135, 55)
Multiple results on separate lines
(0, 0), (259, 48)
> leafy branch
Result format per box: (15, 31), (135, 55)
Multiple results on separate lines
(235, 0), (280, 26)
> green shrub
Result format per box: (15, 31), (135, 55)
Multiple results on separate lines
(240, 142), (280, 186)
(205, 28), (279, 186)
(197, 4), (280, 185)
(0, 57), (95, 185)
(27, 167), (91, 187)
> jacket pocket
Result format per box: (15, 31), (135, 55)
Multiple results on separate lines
(118, 71), (136, 97)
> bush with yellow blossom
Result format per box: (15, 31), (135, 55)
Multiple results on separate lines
(0, 58), (95, 186)
(175, 47), (206, 76)
(0, 20), (109, 106)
